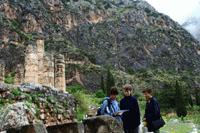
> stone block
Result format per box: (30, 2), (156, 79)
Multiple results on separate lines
(83, 116), (123, 133)
(7, 124), (47, 133)
(47, 122), (84, 133)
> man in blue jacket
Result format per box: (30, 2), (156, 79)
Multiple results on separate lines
(143, 88), (161, 133)
(120, 84), (140, 133)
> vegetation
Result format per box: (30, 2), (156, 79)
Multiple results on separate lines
(161, 121), (193, 133)
(66, 84), (106, 121)
(175, 81), (187, 120)
(4, 72), (15, 84)
(100, 75), (105, 93)
(106, 68), (115, 96)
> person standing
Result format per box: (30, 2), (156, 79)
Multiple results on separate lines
(120, 84), (141, 133)
(142, 88), (161, 133)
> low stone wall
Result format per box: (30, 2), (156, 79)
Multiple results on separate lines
(83, 116), (123, 133)
(47, 122), (84, 133)
(6, 124), (47, 133)
(1, 116), (123, 133)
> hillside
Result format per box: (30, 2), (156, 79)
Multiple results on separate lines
(0, 0), (200, 90)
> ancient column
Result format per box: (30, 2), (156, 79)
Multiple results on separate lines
(0, 60), (5, 82)
(36, 39), (45, 84)
(42, 54), (55, 87)
(54, 54), (66, 92)
(24, 44), (39, 83)
(14, 64), (24, 85)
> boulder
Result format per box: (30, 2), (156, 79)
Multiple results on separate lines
(0, 102), (36, 131)
(83, 116), (123, 133)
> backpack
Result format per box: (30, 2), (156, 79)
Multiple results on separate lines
(96, 99), (111, 116)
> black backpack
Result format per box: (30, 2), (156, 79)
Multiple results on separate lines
(96, 99), (111, 116)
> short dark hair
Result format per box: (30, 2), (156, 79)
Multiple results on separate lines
(110, 87), (119, 95)
(123, 84), (133, 92)
(142, 88), (152, 94)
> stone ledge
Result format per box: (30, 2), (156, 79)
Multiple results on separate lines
(6, 124), (47, 133)
(2, 116), (123, 133)
(47, 122), (84, 133)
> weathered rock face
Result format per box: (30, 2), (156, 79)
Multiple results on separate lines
(0, 102), (35, 131)
(67, 2), (200, 72)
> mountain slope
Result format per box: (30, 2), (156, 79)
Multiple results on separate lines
(0, 0), (200, 90)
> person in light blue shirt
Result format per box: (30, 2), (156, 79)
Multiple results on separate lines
(98, 87), (121, 122)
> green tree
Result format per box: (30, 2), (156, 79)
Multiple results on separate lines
(100, 75), (105, 93)
(175, 81), (187, 120)
(106, 68), (115, 96)
(156, 83), (175, 110)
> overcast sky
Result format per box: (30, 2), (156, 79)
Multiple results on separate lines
(145, 0), (200, 24)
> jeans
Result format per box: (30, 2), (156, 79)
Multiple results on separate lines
(124, 127), (139, 133)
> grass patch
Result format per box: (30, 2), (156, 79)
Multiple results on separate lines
(161, 120), (193, 133)
(4, 72), (15, 84)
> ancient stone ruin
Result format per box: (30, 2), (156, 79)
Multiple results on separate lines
(0, 37), (66, 92)
(3, 116), (123, 133)
(0, 60), (5, 82)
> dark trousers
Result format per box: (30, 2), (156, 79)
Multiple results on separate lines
(154, 130), (160, 133)
(124, 127), (139, 133)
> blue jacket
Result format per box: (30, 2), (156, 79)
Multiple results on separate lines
(120, 96), (141, 129)
(144, 97), (161, 131)
(100, 97), (120, 116)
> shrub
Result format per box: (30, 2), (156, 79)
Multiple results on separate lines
(4, 72), (15, 84)
(66, 84), (90, 121)
(95, 90), (106, 98)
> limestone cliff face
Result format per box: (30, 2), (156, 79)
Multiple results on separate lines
(0, 0), (200, 89)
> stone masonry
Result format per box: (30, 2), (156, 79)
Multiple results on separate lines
(0, 60), (5, 82)
(2, 38), (67, 92)
(23, 39), (66, 92)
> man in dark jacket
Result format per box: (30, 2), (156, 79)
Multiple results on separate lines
(143, 88), (161, 133)
(120, 84), (140, 133)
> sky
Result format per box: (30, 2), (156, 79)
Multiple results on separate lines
(145, 0), (200, 24)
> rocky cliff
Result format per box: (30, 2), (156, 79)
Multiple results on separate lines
(0, 0), (200, 89)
